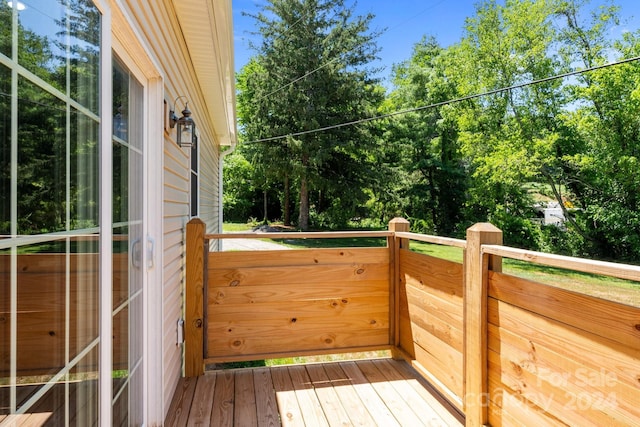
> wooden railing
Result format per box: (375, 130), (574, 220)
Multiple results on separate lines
(185, 218), (640, 427)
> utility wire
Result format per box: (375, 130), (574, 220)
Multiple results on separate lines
(259, 57), (341, 100)
(250, 0), (449, 103)
(244, 55), (640, 144)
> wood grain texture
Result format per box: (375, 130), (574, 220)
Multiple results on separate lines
(288, 365), (328, 427)
(0, 254), (124, 375)
(339, 361), (401, 427)
(305, 364), (352, 425)
(210, 370), (234, 427)
(209, 261), (389, 287)
(186, 374), (216, 426)
(489, 271), (640, 348)
(401, 282), (464, 347)
(355, 360), (426, 426)
(210, 247), (389, 268)
(483, 244), (640, 282)
(164, 359), (463, 426)
(270, 366), (305, 426)
(209, 280), (388, 305)
(391, 359), (465, 426)
(322, 362), (378, 426)
(207, 247), (390, 361)
(208, 231), (392, 241)
(396, 248), (465, 406)
(252, 368), (280, 427)
(488, 297), (640, 426)
(234, 370), (257, 426)
(400, 248), (464, 295)
(376, 359), (452, 426)
(165, 377), (197, 427)
(185, 218), (206, 376)
(464, 223), (502, 427)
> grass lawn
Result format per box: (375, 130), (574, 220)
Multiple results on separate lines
(222, 222), (257, 232)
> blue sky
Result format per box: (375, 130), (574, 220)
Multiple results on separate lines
(232, 0), (640, 84)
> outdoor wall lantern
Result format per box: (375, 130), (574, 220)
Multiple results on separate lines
(7, 1), (26, 11)
(169, 96), (197, 149)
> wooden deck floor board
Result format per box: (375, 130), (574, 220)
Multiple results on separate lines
(375, 359), (451, 427)
(338, 361), (400, 427)
(305, 364), (352, 427)
(391, 359), (464, 426)
(354, 360), (427, 427)
(187, 373), (216, 427)
(271, 366), (305, 427)
(165, 376), (197, 427)
(322, 363), (377, 426)
(235, 370), (258, 426)
(166, 358), (464, 427)
(253, 367), (280, 427)
(211, 370), (235, 427)
(288, 365), (328, 427)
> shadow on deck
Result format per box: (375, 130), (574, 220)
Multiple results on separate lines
(165, 358), (464, 426)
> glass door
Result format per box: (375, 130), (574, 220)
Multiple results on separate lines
(0, 1), (101, 425)
(112, 57), (144, 426)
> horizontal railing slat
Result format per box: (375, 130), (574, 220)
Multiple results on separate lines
(483, 244), (640, 282)
(394, 232), (467, 248)
(207, 231), (393, 240)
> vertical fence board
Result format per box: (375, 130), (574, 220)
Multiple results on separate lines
(464, 223), (502, 427)
(185, 218), (206, 377)
(389, 217), (410, 356)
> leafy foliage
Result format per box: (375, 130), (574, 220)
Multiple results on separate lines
(236, 0), (384, 230)
(230, 0), (640, 262)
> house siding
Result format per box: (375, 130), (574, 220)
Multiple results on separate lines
(113, 0), (234, 421)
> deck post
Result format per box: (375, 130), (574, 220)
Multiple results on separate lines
(388, 217), (410, 358)
(185, 218), (206, 377)
(464, 223), (502, 427)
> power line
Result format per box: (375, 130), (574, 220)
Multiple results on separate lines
(244, 55), (640, 144)
(252, 6), (349, 103)
(259, 57), (341, 100)
(248, 0), (449, 103)
(252, 0), (433, 103)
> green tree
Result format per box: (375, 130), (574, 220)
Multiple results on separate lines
(449, 0), (566, 247)
(386, 37), (466, 235)
(238, 0), (383, 230)
(555, 1), (640, 260)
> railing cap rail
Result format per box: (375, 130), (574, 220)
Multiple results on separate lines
(394, 231), (467, 248)
(483, 244), (640, 283)
(206, 231), (393, 240)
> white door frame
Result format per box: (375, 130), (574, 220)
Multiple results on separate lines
(98, 1), (165, 424)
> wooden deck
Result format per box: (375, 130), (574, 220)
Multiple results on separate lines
(165, 358), (464, 426)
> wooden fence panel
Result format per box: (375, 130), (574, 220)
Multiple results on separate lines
(206, 248), (390, 362)
(397, 248), (465, 407)
(488, 272), (640, 426)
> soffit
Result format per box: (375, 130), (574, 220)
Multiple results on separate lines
(173, 0), (236, 146)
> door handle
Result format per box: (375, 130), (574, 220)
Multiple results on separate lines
(147, 236), (155, 269)
(131, 237), (142, 269)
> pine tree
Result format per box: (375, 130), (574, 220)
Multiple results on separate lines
(239, 0), (382, 230)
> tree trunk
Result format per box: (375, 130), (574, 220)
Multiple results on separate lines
(263, 189), (268, 224)
(284, 176), (291, 226)
(298, 177), (309, 231)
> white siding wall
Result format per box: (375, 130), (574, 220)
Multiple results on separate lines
(161, 140), (191, 414)
(199, 140), (222, 248)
